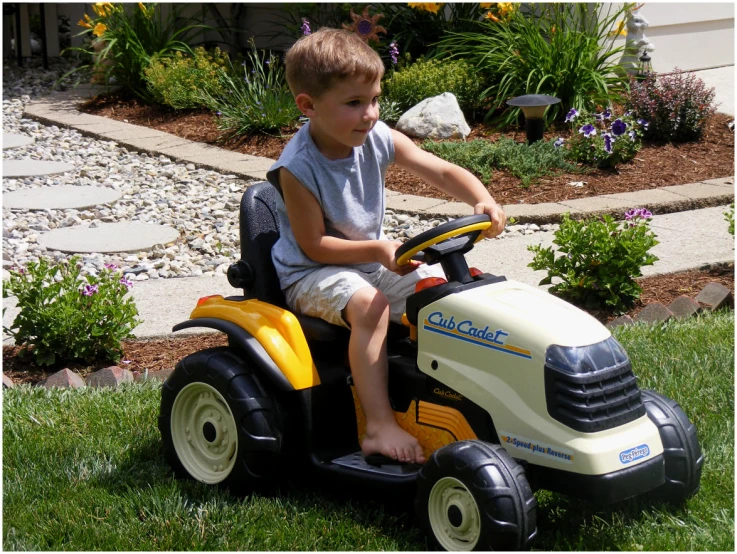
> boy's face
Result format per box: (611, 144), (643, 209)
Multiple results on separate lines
(297, 74), (382, 160)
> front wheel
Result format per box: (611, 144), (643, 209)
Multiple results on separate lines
(642, 389), (703, 503)
(159, 346), (284, 494)
(415, 440), (537, 551)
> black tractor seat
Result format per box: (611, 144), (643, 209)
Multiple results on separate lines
(228, 182), (408, 345)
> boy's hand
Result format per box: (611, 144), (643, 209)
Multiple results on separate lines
(474, 201), (507, 239)
(376, 240), (422, 275)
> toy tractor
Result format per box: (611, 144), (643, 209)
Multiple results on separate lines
(159, 182), (703, 551)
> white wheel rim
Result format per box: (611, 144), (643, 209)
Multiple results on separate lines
(428, 476), (481, 551)
(170, 382), (238, 484)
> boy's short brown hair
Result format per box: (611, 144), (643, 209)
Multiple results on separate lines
(285, 28), (385, 98)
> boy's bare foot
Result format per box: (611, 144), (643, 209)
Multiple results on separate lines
(362, 421), (426, 464)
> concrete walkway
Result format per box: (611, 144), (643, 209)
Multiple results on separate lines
(4, 71), (734, 340)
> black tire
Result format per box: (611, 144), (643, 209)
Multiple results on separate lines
(415, 440), (537, 551)
(642, 389), (703, 503)
(159, 346), (284, 494)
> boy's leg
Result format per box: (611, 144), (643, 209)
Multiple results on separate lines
(343, 286), (426, 464)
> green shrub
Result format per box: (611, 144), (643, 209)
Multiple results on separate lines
(64, 3), (211, 101)
(198, 39), (301, 135)
(528, 210), (659, 312)
(378, 97), (405, 125)
(382, 58), (484, 115)
(436, 3), (633, 126)
(144, 47), (229, 109)
(3, 257), (141, 367)
(626, 70), (718, 143)
(422, 136), (583, 186)
(562, 107), (644, 169)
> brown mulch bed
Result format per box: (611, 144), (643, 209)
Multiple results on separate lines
(79, 94), (734, 205)
(4, 264), (733, 386)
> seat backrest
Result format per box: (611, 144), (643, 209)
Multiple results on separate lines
(239, 181), (286, 307)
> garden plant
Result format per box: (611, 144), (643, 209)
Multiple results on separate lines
(2, 257), (141, 367)
(197, 39), (301, 135)
(144, 46), (230, 109)
(528, 209), (659, 312)
(67, 2), (213, 101)
(626, 70), (718, 143)
(436, 2), (637, 126)
(560, 107), (645, 169)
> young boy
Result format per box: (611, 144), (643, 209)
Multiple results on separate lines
(266, 28), (506, 465)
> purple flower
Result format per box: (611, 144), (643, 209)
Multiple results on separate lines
(611, 118), (627, 136)
(637, 118), (649, 130)
(628, 130), (637, 141)
(104, 263), (117, 270)
(624, 110), (633, 117)
(82, 284), (99, 296)
(389, 42), (399, 66)
(554, 137), (565, 148)
(565, 108), (578, 122)
(594, 108), (611, 121)
(216, 111), (222, 116)
(603, 132), (613, 153)
(625, 208), (653, 220)
(120, 276), (133, 289)
(301, 18), (311, 35)
(579, 123), (596, 138)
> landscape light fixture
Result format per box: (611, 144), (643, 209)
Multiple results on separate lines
(506, 94), (561, 144)
(637, 51), (653, 80)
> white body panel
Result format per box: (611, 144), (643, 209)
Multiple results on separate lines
(416, 279), (663, 475)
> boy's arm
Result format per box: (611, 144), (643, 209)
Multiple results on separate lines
(391, 129), (506, 238)
(279, 168), (419, 274)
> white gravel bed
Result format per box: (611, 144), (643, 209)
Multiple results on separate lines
(3, 59), (553, 281)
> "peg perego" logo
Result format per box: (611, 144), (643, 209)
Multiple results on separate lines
(619, 444), (650, 464)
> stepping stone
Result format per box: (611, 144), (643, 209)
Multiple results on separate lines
(634, 302), (674, 324)
(86, 366), (134, 388)
(3, 159), (75, 177)
(3, 185), (122, 210)
(38, 222), (180, 254)
(3, 133), (34, 150)
(668, 295), (703, 320)
(41, 368), (86, 389)
(695, 282), (733, 310)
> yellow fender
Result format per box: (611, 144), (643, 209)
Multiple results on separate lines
(189, 296), (320, 390)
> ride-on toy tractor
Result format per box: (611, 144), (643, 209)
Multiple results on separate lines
(159, 182), (703, 551)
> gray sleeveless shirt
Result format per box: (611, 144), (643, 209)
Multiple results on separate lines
(266, 120), (395, 290)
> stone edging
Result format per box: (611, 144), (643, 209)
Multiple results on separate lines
(22, 86), (735, 225)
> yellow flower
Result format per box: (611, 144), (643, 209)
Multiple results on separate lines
(497, 2), (515, 16)
(479, 2), (493, 7)
(484, 11), (500, 22)
(92, 22), (107, 37)
(408, 2), (444, 13)
(610, 19), (627, 37)
(138, 3), (147, 14)
(78, 17), (92, 29)
(93, 2), (114, 17)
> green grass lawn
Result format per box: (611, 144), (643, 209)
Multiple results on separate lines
(3, 311), (734, 551)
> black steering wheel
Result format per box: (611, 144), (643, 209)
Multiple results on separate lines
(395, 214), (491, 267)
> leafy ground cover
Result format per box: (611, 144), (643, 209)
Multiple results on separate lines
(4, 310), (733, 551)
(78, 95), (734, 205)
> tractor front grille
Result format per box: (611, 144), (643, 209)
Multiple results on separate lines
(544, 362), (646, 433)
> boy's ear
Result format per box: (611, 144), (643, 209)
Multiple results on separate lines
(295, 92), (316, 117)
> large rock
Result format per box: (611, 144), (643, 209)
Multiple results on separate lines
(396, 92), (471, 140)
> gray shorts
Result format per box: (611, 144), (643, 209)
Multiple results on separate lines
(284, 263), (446, 328)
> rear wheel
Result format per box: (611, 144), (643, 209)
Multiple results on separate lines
(159, 346), (284, 494)
(415, 440), (537, 551)
(642, 389), (703, 503)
